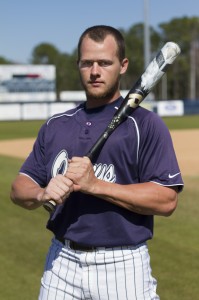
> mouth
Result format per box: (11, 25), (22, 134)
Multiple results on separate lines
(89, 80), (104, 87)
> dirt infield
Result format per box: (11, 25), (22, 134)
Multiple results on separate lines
(0, 129), (199, 176)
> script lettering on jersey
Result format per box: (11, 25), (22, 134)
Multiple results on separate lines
(93, 163), (116, 182)
(51, 150), (116, 183)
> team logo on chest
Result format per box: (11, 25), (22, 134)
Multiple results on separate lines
(51, 150), (116, 183)
(51, 150), (69, 178)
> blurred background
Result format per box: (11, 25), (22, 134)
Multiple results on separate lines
(1, 0), (199, 119)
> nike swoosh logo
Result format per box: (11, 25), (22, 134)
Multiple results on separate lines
(168, 172), (180, 178)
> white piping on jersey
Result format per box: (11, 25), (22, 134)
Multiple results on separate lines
(114, 105), (140, 164)
(128, 116), (140, 164)
(19, 172), (40, 186)
(150, 180), (184, 191)
(47, 105), (140, 163)
(47, 107), (84, 125)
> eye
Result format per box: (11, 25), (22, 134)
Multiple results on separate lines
(79, 60), (113, 68)
(98, 60), (112, 67)
(79, 60), (93, 68)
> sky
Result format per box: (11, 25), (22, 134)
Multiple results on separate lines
(1, 0), (198, 64)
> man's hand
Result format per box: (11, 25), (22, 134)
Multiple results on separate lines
(41, 175), (74, 205)
(66, 156), (97, 193)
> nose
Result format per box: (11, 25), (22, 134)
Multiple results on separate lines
(90, 61), (100, 76)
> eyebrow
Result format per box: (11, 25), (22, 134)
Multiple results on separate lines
(79, 59), (113, 67)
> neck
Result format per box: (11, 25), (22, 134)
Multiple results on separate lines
(85, 92), (121, 109)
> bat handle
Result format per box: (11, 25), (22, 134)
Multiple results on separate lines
(43, 200), (56, 213)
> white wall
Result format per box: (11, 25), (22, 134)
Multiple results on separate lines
(0, 102), (77, 121)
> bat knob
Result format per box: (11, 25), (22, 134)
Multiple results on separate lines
(43, 201), (56, 213)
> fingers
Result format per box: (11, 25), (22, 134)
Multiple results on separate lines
(42, 156), (96, 206)
(42, 175), (73, 205)
(66, 156), (90, 180)
(66, 156), (97, 192)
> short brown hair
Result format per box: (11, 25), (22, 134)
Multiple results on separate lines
(77, 25), (126, 62)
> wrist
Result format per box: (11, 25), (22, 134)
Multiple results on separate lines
(87, 178), (104, 195)
(36, 188), (45, 204)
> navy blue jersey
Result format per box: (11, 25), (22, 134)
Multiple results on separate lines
(20, 97), (184, 247)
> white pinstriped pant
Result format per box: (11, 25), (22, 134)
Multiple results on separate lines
(38, 238), (159, 300)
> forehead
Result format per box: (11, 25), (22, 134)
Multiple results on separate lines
(80, 35), (118, 60)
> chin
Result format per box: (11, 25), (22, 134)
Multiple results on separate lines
(86, 91), (107, 100)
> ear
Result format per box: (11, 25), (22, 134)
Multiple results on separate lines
(120, 58), (129, 75)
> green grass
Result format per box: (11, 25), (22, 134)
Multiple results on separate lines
(0, 117), (199, 299)
(0, 120), (44, 140)
(0, 115), (199, 141)
(162, 115), (199, 129)
(0, 115), (199, 140)
(149, 176), (199, 299)
(0, 155), (52, 300)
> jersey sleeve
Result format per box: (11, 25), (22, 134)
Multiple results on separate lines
(138, 113), (184, 192)
(19, 123), (47, 187)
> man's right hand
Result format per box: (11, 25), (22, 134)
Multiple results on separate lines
(41, 174), (74, 205)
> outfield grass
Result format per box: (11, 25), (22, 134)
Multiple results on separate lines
(0, 114), (199, 141)
(162, 114), (199, 130)
(149, 175), (199, 299)
(0, 117), (199, 299)
(0, 155), (52, 300)
(0, 120), (44, 140)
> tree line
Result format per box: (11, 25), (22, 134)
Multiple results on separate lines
(1, 16), (199, 101)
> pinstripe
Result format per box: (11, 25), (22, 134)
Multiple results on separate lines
(72, 253), (78, 300)
(54, 253), (64, 299)
(85, 252), (93, 299)
(104, 252), (110, 300)
(112, 248), (120, 300)
(46, 242), (60, 299)
(63, 249), (71, 300)
(66, 248), (82, 299)
(132, 248), (138, 300)
(39, 240), (62, 299)
(139, 246), (145, 300)
(94, 251), (101, 300)
(130, 246), (145, 299)
(145, 248), (157, 299)
(44, 244), (55, 292)
(121, 248), (128, 300)
(38, 239), (159, 299)
(121, 247), (135, 299)
(81, 257), (86, 300)
(145, 247), (152, 299)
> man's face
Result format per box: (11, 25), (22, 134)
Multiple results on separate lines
(78, 35), (128, 106)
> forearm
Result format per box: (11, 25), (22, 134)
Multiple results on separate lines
(88, 180), (178, 216)
(65, 156), (178, 216)
(11, 173), (74, 210)
(10, 174), (44, 210)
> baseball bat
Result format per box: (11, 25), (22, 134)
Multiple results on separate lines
(43, 41), (181, 213)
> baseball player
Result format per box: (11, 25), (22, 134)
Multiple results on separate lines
(10, 25), (184, 299)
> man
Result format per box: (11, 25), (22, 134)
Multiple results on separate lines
(10, 25), (184, 299)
